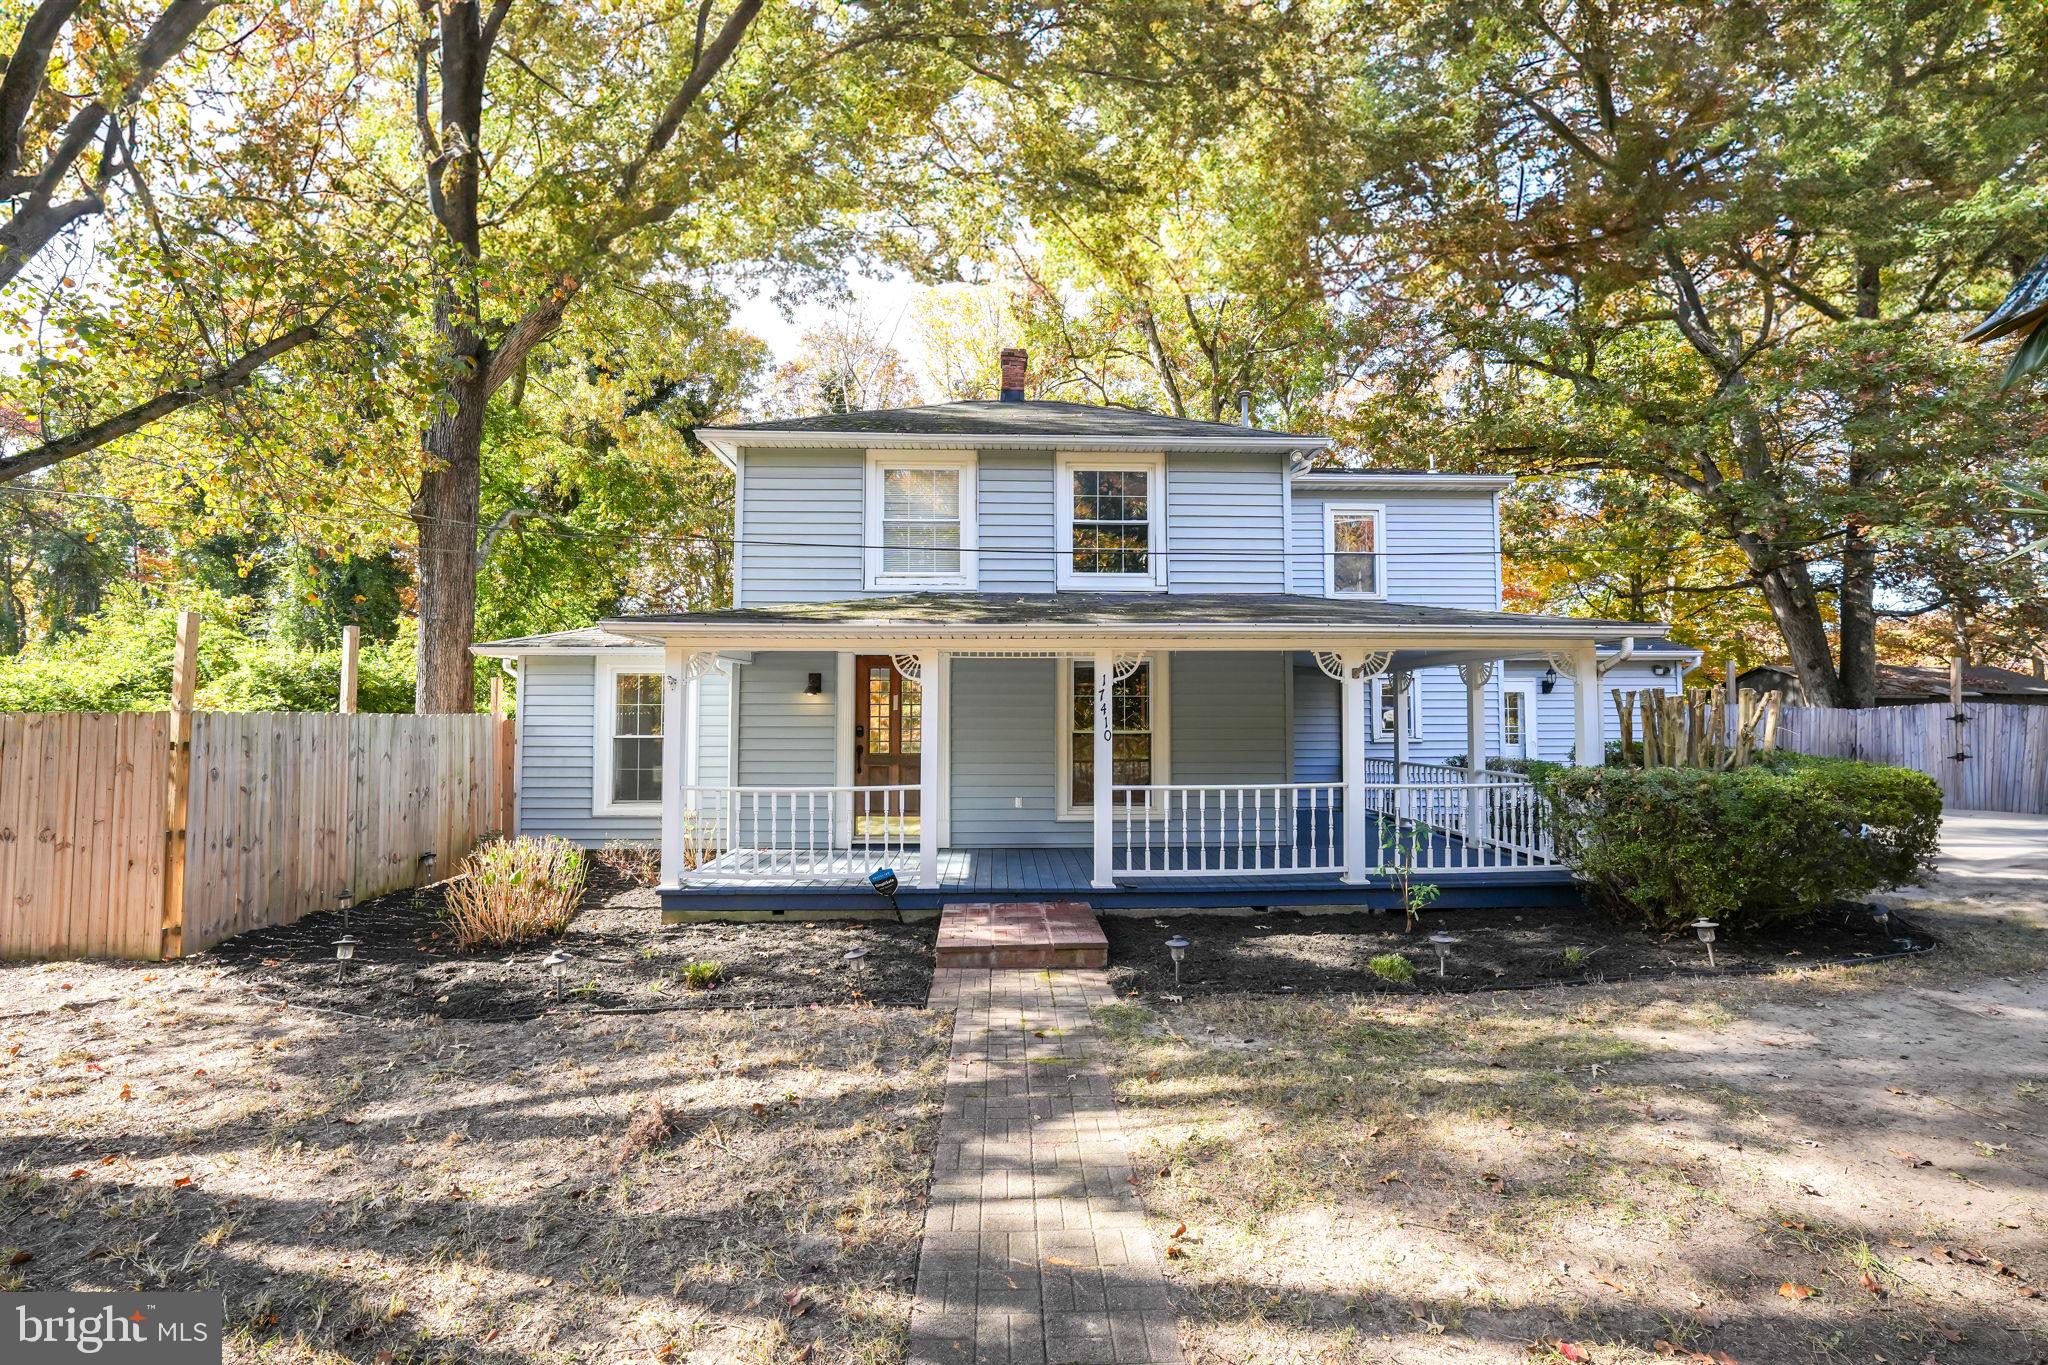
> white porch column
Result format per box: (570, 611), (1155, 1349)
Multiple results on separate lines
(1460, 660), (1492, 849)
(1341, 650), (1369, 885)
(918, 649), (942, 889)
(1091, 648), (1115, 889)
(1570, 640), (1603, 765)
(1390, 670), (1411, 782)
(658, 641), (689, 888)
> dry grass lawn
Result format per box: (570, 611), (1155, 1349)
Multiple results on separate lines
(0, 961), (947, 1364)
(1097, 835), (2048, 1364)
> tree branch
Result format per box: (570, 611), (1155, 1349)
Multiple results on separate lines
(615, 0), (763, 205)
(0, 322), (322, 482)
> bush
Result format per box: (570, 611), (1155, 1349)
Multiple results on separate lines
(1533, 758), (1942, 933)
(442, 837), (587, 948)
(1366, 952), (1417, 984)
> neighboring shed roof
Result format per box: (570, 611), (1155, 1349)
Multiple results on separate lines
(1740, 661), (2048, 702)
(607, 591), (1654, 638)
(696, 399), (1324, 446)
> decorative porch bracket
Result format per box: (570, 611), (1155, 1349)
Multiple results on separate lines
(1314, 648), (1393, 681)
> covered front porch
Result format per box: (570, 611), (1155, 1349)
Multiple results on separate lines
(606, 592), (1638, 912)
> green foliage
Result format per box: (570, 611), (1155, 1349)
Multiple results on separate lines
(441, 838), (587, 950)
(0, 588), (413, 713)
(678, 960), (724, 992)
(1533, 760), (1943, 933)
(1365, 953), (1417, 985)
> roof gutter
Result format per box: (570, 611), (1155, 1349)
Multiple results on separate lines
(693, 428), (1328, 470)
(598, 618), (1654, 649)
(1291, 472), (1516, 492)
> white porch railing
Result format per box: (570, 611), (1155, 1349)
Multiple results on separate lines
(678, 785), (917, 881)
(1112, 777), (1556, 877)
(1111, 783), (1344, 876)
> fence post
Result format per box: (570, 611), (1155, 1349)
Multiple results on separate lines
(339, 625), (360, 714)
(159, 610), (199, 960)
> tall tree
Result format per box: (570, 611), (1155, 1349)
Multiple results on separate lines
(0, 1), (362, 481)
(393, 1), (1025, 711)
(1305, 0), (2048, 705)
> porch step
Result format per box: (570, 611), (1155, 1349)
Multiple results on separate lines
(935, 901), (1108, 970)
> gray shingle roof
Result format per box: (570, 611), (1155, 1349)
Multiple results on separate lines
(702, 399), (1323, 444)
(1964, 253), (2048, 343)
(471, 626), (655, 654)
(607, 592), (1654, 634)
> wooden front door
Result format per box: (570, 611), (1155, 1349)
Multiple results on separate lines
(854, 656), (921, 816)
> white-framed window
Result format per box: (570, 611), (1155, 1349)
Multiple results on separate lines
(593, 656), (667, 815)
(1324, 502), (1386, 598)
(1056, 654), (1172, 819)
(1370, 674), (1422, 742)
(1056, 451), (1166, 590)
(864, 450), (977, 590)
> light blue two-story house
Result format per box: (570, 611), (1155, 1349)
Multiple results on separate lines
(474, 351), (1697, 913)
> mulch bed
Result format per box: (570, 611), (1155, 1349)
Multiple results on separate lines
(203, 863), (937, 1022)
(1101, 901), (1931, 998)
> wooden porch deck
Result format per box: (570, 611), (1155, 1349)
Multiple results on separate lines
(660, 838), (1579, 915)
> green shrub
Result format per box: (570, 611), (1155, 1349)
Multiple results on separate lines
(441, 837), (587, 948)
(1365, 952), (1417, 984)
(1532, 759), (1941, 933)
(678, 960), (723, 991)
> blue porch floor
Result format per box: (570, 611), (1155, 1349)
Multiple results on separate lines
(661, 840), (1579, 915)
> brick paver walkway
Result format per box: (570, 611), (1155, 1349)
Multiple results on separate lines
(912, 968), (1184, 1365)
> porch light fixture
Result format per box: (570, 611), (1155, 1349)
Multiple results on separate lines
(332, 935), (360, 982)
(804, 672), (823, 696)
(542, 948), (571, 1000)
(1650, 663), (1673, 677)
(1164, 934), (1190, 988)
(1689, 918), (1719, 969)
(1427, 931), (1459, 978)
(1540, 665), (1559, 695)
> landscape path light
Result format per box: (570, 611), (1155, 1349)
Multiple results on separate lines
(1427, 931), (1459, 979)
(843, 945), (869, 978)
(1165, 934), (1190, 989)
(543, 949), (571, 1000)
(337, 888), (354, 933)
(332, 934), (360, 983)
(1689, 918), (1719, 970)
(415, 851), (438, 910)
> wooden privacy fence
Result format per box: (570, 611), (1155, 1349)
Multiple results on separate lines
(1, 709), (515, 960)
(4, 612), (516, 961)
(1779, 701), (2048, 815)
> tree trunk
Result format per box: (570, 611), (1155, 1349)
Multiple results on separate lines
(412, 379), (487, 714)
(1755, 557), (1842, 705)
(1837, 256), (1883, 708)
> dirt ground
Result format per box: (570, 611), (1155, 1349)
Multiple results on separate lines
(203, 868), (937, 1020)
(1096, 813), (2048, 1365)
(0, 960), (948, 1363)
(1100, 903), (1922, 999)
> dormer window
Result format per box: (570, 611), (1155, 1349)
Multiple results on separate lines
(865, 451), (977, 590)
(1324, 503), (1386, 598)
(1057, 451), (1166, 591)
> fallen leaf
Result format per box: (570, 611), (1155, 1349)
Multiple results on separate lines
(1885, 1085), (1907, 1095)
(8, 1251), (30, 1266)
(1595, 1274), (1626, 1293)
(1777, 1282), (1817, 1300)
(1171, 1223), (1186, 1239)
(1887, 1147), (1931, 1168)
(1164, 1244), (1185, 1260)
(1043, 1255), (1083, 1268)
(1376, 1171), (1402, 1184)
(172, 1176), (193, 1189)
(1859, 1271), (1886, 1297)
(67, 1170), (85, 1180)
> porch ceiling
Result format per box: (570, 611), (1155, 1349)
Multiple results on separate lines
(601, 592), (1658, 653)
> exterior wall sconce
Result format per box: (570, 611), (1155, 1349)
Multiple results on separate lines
(1540, 665), (1559, 694)
(805, 672), (823, 696)
(1650, 663), (1673, 677)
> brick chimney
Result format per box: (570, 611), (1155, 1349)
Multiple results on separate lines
(999, 348), (1027, 402)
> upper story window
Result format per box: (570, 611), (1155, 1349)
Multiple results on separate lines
(1057, 451), (1166, 591)
(865, 451), (977, 590)
(1324, 502), (1386, 598)
(594, 659), (664, 815)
